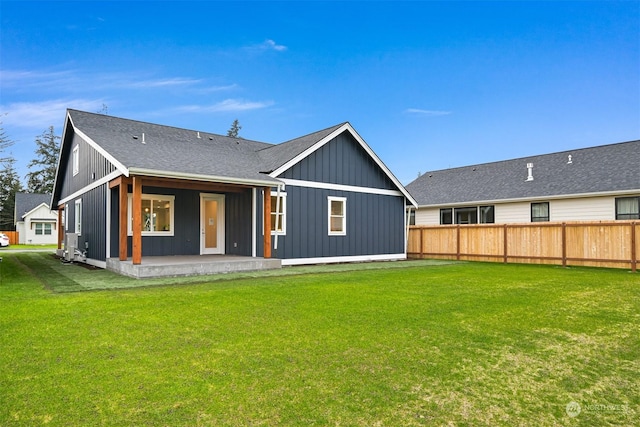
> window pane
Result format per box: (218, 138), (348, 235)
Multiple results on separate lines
(330, 217), (343, 232)
(44, 223), (52, 235)
(35, 223), (43, 235)
(331, 200), (343, 216)
(141, 200), (152, 231)
(154, 199), (171, 231)
(616, 197), (640, 220)
(440, 208), (452, 225)
(531, 202), (549, 222)
(455, 207), (477, 224)
(480, 206), (495, 224)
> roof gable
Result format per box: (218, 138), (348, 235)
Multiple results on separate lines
(15, 192), (51, 222)
(406, 140), (640, 206)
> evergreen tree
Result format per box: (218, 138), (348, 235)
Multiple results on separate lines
(26, 126), (61, 194)
(0, 123), (14, 163)
(0, 158), (24, 230)
(226, 119), (242, 138)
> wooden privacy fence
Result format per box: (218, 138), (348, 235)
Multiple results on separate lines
(408, 221), (638, 272)
(0, 231), (19, 245)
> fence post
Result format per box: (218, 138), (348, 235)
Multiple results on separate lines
(456, 225), (461, 261)
(562, 222), (567, 267)
(503, 223), (508, 263)
(631, 222), (637, 273)
(420, 227), (424, 259)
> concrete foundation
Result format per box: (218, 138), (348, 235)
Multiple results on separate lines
(106, 255), (281, 279)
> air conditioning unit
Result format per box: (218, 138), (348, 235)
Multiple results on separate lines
(64, 233), (78, 262)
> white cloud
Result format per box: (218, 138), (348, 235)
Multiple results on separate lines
(174, 99), (274, 113)
(0, 99), (104, 128)
(405, 108), (452, 116)
(245, 39), (287, 52)
(127, 77), (203, 88)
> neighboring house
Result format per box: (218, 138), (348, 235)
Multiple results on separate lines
(51, 109), (417, 271)
(406, 140), (640, 225)
(14, 192), (58, 244)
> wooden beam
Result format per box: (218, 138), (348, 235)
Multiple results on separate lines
(119, 180), (128, 261)
(132, 176), (142, 265)
(109, 175), (132, 189)
(141, 177), (250, 193)
(263, 187), (271, 258)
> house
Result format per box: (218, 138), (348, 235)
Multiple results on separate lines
(406, 140), (640, 225)
(51, 109), (417, 276)
(14, 192), (59, 245)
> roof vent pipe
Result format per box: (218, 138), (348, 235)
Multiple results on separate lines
(567, 155), (573, 164)
(141, 133), (146, 144)
(197, 131), (201, 139)
(526, 163), (534, 181)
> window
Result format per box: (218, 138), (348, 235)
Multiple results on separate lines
(270, 193), (286, 235)
(128, 194), (175, 235)
(74, 199), (82, 235)
(64, 204), (68, 231)
(328, 196), (347, 235)
(531, 202), (550, 222)
(455, 207), (478, 224)
(35, 223), (53, 235)
(616, 197), (640, 220)
(440, 208), (452, 225)
(409, 210), (415, 226)
(479, 206), (495, 224)
(72, 145), (79, 176)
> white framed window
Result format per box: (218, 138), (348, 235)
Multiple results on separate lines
(270, 192), (286, 235)
(74, 199), (82, 235)
(128, 194), (175, 236)
(34, 223), (53, 235)
(72, 145), (79, 176)
(64, 203), (69, 231)
(328, 196), (347, 236)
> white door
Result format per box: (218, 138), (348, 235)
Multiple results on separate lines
(200, 194), (225, 255)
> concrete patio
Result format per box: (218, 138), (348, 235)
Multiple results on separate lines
(106, 255), (281, 279)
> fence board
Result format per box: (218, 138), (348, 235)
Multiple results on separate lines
(408, 221), (638, 271)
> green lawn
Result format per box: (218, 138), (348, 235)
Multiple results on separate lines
(1, 254), (638, 426)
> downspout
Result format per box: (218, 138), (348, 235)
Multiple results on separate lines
(405, 202), (412, 255)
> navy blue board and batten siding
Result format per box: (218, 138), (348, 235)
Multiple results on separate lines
(258, 130), (406, 260)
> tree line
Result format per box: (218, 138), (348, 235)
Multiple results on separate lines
(0, 118), (243, 230)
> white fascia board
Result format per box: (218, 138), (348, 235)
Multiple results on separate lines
(128, 168), (281, 188)
(57, 170), (122, 206)
(416, 188), (640, 209)
(268, 123), (418, 207)
(21, 203), (53, 219)
(281, 253), (407, 266)
(279, 178), (404, 197)
(72, 124), (129, 177)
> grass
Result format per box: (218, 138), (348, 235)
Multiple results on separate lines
(1, 254), (638, 426)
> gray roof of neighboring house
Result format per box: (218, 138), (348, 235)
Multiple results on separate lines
(15, 192), (51, 222)
(405, 140), (640, 206)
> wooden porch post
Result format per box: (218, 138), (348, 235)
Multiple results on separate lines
(57, 206), (64, 250)
(119, 180), (128, 261)
(132, 176), (142, 265)
(263, 187), (271, 258)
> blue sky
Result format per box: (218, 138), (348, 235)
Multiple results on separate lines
(1, 1), (638, 185)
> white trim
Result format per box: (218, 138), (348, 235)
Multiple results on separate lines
(200, 193), (225, 255)
(252, 188), (257, 257)
(268, 123), (418, 207)
(85, 258), (107, 269)
(128, 167), (279, 188)
(74, 199), (82, 235)
(281, 253), (407, 266)
(279, 178), (404, 197)
(269, 191), (287, 236)
(106, 188), (111, 261)
(328, 196), (347, 236)
(20, 202), (51, 220)
(128, 194), (176, 236)
(71, 118), (129, 176)
(58, 170), (121, 205)
(72, 145), (79, 176)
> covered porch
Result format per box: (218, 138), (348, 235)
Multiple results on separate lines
(106, 255), (281, 279)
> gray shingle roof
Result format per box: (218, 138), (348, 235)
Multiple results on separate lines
(406, 140), (640, 206)
(15, 192), (51, 221)
(67, 110), (353, 185)
(68, 110), (279, 185)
